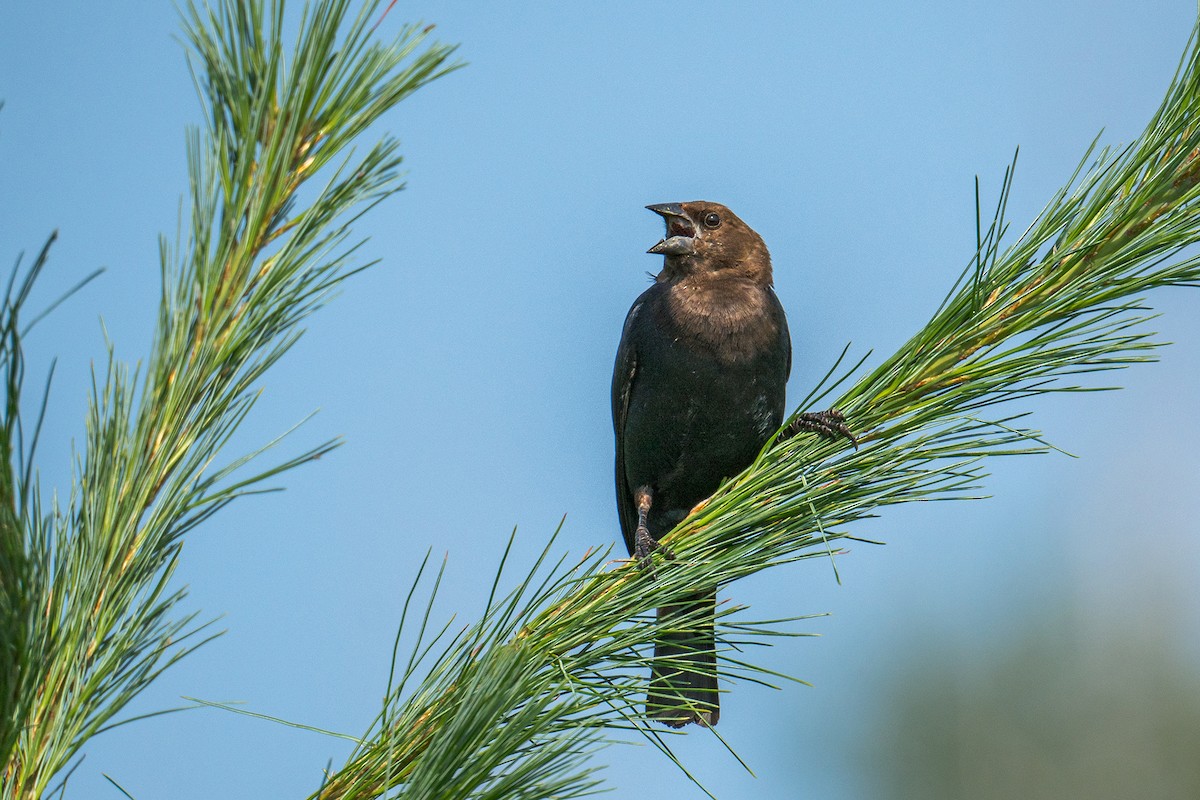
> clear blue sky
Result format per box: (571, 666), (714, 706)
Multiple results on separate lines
(3, 2), (1200, 798)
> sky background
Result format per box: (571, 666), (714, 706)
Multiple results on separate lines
(3, 2), (1200, 798)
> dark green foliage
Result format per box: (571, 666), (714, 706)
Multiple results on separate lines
(869, 613), (1200, 800)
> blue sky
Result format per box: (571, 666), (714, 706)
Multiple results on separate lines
(3, 2), (1200, 798)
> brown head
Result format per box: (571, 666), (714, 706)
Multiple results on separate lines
(646, 201), (772, 285)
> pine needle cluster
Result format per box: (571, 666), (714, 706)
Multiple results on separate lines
(0, 2), (458, 797)
(315, 18), (1200, 800)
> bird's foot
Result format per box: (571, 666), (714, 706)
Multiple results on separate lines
(784, 408), (857, 448)
(634, 525), (675, 574)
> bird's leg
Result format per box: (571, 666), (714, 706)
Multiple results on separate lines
(782, 408), (858, 448)
(634, 486), (674, 570)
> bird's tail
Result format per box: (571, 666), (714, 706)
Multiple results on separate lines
(648, 589), (719, 728)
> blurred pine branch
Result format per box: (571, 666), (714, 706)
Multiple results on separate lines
(311, 16), (1200, 800)
(0, 1), (459, 797)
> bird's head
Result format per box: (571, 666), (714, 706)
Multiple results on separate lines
(646, 201), (772, 284)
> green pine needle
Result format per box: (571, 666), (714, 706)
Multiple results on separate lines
(0, 1), (459, 797)
(311, 16), (1200, 800)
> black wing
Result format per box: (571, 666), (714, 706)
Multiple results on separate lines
(611, 294), (646, 556)
(770, 286), (792, 382)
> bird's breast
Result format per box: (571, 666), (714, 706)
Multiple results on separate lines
(660, 280), (782, 364)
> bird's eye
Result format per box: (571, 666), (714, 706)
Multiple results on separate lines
(703, 212), (721, 229)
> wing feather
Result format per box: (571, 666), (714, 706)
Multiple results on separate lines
(612, 297), (644, 555)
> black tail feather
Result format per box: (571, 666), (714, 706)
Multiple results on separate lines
(647, 589), (718, 728)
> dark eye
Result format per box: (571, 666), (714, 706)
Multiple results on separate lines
(703, 212), (721, 229)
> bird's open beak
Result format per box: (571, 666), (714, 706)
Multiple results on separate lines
(646, 203), (697, 256)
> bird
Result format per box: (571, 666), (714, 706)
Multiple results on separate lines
(611, 200), (852, 728)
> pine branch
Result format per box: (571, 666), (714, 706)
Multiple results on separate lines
(312, 16), (1200, 800)
(0, 2), (460, 798)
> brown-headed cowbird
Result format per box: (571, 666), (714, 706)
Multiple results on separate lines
(612, 201), (851, 728)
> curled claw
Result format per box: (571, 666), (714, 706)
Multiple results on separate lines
(632, 485), (674, 576)
(783, 408), (858, 449)
(634, 526), (675, 576)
